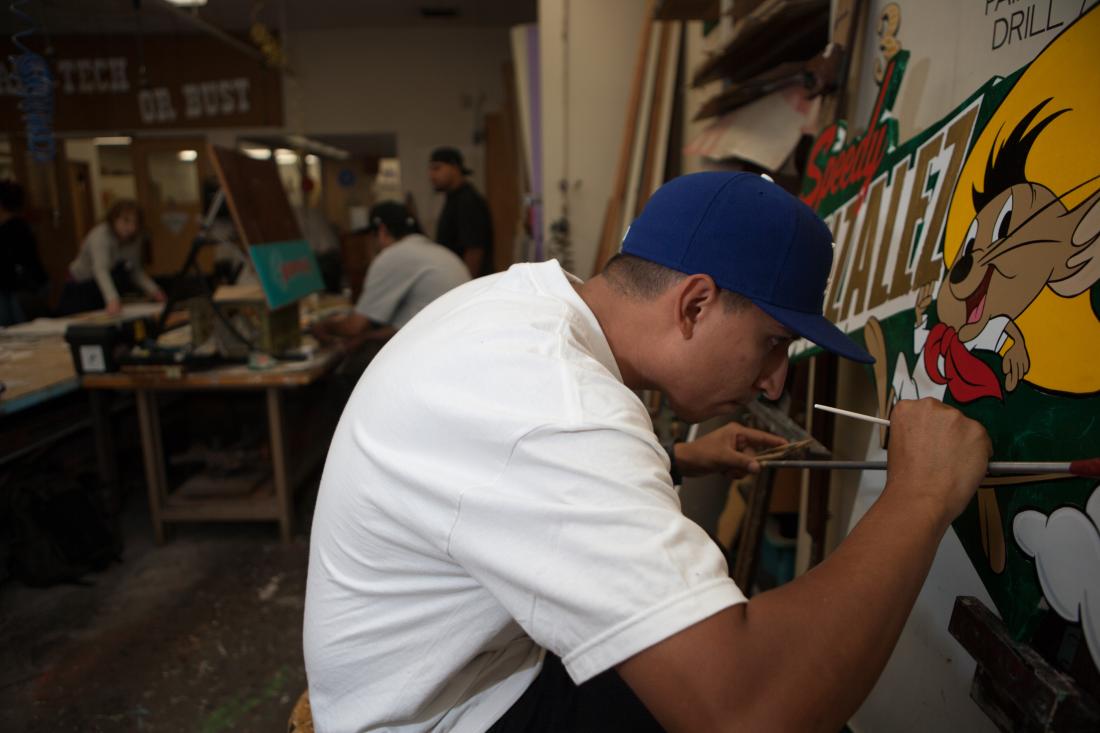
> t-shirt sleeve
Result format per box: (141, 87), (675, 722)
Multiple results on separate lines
(446, 420), (747, 685)
(355, 250), (416, 326)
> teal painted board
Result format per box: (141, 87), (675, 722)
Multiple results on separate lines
(248, 240), (323, 310)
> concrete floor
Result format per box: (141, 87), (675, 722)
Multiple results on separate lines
(0, 484), (316, 732)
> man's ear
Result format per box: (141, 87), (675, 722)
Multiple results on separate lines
(674, 274), (720, 339)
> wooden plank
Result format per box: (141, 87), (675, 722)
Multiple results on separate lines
(485, 62), (521, 274)
(208, 144), (302, 248)
(949, 596), (1100, 731)
(621, 23), (663, 242)
(136, 390), (168, 544)
(0, 333), (78, 414)
(634, 22), (675, 220)
(693, 61), (806, 121)
(690, 0), (828, 88)
(161, 495), (281, 522)
(592, 0), (657, 275)
(267, 388), (292, 542)
(655, 0), (719, 21)
(642, 23), (683, 209)
(732, 468), (776, 590)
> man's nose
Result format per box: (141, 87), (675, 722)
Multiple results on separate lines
(754, 354), (789, 401)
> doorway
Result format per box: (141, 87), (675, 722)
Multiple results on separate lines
(131, 138), (213, 276)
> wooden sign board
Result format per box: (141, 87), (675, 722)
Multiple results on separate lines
(0, 34), (283, 131)
(208, 145), (321, 308)
(208, 145), (299, 247)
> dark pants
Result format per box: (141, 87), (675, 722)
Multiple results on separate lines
(488, 653), (665, 733)
(56, 264), (136, 316)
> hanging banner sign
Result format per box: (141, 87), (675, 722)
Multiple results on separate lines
(0, 34), (283, 131)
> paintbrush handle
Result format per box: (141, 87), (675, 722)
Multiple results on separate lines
(759, 459), (1099, 478)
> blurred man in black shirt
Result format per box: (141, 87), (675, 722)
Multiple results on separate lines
(429, 147), (494, 277)
(0, 180), (47, 325)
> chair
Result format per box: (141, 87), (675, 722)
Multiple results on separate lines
(287, 689), (313, 732)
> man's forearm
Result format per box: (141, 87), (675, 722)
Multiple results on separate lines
(619, 483), (949, 733)
(733, 485), (948, 730)
(345, 325), (396, 351)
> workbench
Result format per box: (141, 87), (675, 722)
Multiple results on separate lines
(82, 342), (344, 543)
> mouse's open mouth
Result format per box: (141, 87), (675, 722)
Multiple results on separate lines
(965, 266), (994, 325)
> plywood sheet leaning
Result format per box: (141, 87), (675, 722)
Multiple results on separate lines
(635, 22), (684, 220)
(208, 145), (302, 247)
(592, 0), (657, 275)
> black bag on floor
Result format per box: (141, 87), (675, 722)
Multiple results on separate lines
(2, 471), (122, 587)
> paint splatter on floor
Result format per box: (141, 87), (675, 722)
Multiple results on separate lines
(0, 495), (313, 732)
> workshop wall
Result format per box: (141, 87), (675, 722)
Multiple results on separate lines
(538, 0), (650, 277)
(284, 26), (512, 239)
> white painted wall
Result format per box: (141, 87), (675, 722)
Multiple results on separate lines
(539, 0), (649, 277)
(283, 27), (511, 239)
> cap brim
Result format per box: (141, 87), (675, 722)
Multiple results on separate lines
(753, 300), (875, 364)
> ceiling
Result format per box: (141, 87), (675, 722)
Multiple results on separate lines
(0, 0), (537, 36)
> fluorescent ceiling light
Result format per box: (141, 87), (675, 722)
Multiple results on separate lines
(241, 146), (271, 160)
(177, 149), (198, 162)
(305, 154), (319, 165)
(93, 136), (132, 146)
(165, 0), (209, 7)
(274, 148), (298, 165)
(284, 134), (351, 161)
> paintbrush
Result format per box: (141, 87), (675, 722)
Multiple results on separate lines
(752, 438), (815, 462)
(813, 403), (891, 426)
(775, 404), (1100, 478)
(757, 457), (1100, 478)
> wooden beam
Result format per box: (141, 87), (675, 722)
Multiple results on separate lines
(592, 0), (657, 276)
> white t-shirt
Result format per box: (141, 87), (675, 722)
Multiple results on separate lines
(355, 233), (470, 329)
(68, 221), (159, 303)
(305, 260), (746, 733)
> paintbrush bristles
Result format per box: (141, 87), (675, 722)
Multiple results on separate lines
(753, 438), (814, 462)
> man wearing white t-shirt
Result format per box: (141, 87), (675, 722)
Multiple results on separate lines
(312, 201), (470, 348)
(304, 173), (991, 732)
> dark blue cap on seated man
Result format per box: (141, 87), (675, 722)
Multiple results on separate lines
(621, 171), (874, 363)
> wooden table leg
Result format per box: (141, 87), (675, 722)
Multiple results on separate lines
(267, 387), (292, 543)
(135, 390), (169, 544)
(89, 390), (120, 513)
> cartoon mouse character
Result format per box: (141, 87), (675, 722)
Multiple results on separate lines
(866, 99), (1100, 418)
(861, 9), (1100, 576)
(931, 99), (1100, 400)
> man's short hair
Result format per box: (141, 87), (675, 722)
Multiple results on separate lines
(602, 253), (752, 312)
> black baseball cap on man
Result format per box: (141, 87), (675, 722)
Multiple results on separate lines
(429, 147), (472, 175)
(361, 201), (417, 236)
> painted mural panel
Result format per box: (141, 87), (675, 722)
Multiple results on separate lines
(797, 0), (1100, 685)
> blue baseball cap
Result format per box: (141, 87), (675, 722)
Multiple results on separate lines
(621, 172), (873, 363)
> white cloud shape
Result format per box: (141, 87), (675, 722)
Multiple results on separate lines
(1013, 484), (1100, 666)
